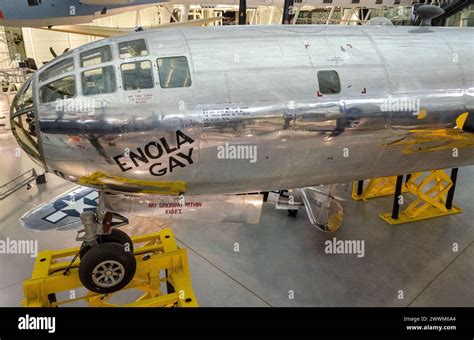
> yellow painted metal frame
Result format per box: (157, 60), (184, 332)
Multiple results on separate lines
(352, 176), (408, 201)
(380, 170), (462, 225)
(22, 228), (198, 307)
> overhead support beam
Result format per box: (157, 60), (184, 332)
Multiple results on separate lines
(364, 9), (372, 21)
(340, 7), (359, 25)
(267, 6), (280, 24)
(160, 4), (175, 24)
(239, 0), (247, 25)
(282, 0), (295, 24)
(179, 4), (190, 22)
(326, 6), (335, 25)
(249, 8), (257, 25)
(135, 9), (141, 27)
(292, 7), (301, 24)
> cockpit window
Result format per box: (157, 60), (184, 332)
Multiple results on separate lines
(81, 45), (113, 68)
(11, 112), (40, 159)
(121, 61), (154, 91)
(317, 70), (341, 95)
(119, 39), (148, 59)
(82, 66), (116, 96)
(11, 77), (33, 112)
(40, 76), (76, 103)
(39, 58), (74, 83)
(157, 57), (191, 88)
(10, 77), (42, 163)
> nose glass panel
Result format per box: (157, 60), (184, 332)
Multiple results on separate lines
(10, 77), (43, 165)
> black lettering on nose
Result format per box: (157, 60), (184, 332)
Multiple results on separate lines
(176, 148), (194, 164)
(169, 156), (186, 173)
(176, 130), (195, 147)
(160, 137), (178, 153)
(144, 142), (163, 159)
(149, 163), (167, 176)
(113, 154), (132, 172)
(130, 147), (149, 167)
(112, 131), (196, 173)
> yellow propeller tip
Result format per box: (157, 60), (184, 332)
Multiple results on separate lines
(417, 109), (427, 120)
(456, 112), (469, 129)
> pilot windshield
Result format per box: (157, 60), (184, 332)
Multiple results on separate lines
(10, 76), (42, 165)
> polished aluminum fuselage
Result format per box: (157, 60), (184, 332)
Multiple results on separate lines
(32, 25), (474, 195)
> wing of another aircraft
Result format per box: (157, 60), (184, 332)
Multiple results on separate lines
(41, 17), (222, 38)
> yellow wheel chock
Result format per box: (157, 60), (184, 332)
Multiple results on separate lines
(22, 228), (198, 307)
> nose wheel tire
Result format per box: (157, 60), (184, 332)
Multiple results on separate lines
(79, 242), (136, 294)
(79, 228), (134, 259)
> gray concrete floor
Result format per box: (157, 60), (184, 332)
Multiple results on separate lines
(0, 131), (473, 307)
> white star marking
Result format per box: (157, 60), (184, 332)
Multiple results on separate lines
(45, 191), (98, 223)
(62, 197), (91, 214)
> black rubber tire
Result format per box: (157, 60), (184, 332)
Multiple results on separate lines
(80, 229), (134, 259)
(79, 242), (136, 294)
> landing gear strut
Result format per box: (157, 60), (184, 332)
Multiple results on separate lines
(79, 228), (134, 259)
(76, 204), (135, 294)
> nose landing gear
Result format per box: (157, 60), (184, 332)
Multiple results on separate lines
(23, 228), (198, 307)
(76, 209), (135, 294)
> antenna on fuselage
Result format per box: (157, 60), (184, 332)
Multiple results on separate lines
(416, 5), (445, 26)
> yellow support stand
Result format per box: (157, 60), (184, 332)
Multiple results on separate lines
(352, 176), (408, 201)
(380, 170), (462, 225)
(22, 228), (198, 307)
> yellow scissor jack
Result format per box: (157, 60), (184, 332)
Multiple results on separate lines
(380, 169), (462, 225)
(22, 228), (198, 307)
(353, 168), (462, 225)
(352, 176), (408, 201)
